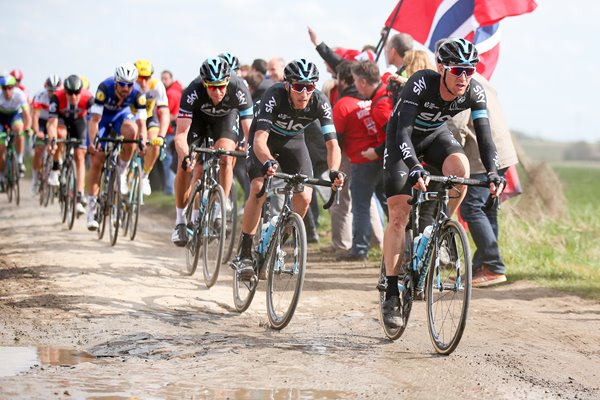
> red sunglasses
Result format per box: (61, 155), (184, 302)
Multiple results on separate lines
(444, 65), (476, 77)
(290, 82), (316, 94)
(203, 81), (229, 92)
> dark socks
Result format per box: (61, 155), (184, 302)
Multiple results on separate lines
(386, 275), (399, 299)
(240, 233), (254, 259)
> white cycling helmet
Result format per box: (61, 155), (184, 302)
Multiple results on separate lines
(45, 74), (62, 90)
(114, 62), (139, 83)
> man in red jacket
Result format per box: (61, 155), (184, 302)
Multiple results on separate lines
(160, 70), (182, 195)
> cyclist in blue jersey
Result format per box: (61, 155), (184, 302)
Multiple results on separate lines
(234, 59), (345, 280)
(85, 62), (148, 231)
(381, 38), (505, 328)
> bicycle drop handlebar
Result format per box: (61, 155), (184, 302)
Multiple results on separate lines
(256, 172), (339, 210)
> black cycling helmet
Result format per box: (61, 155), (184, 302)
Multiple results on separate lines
(436, 38), (479, 66)
(64, 75), (83, 92)
(45, 74), (62, 90)
(199, 57), (231, 83)
(283, 59), (319, 83)
(218, 52), (240, 71)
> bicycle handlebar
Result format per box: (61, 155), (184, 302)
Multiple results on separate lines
(190, 145), (246, 158)
(408, 175), (497, 210)
(256, 172), (339, 210)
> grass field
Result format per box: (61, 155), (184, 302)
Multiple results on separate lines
(499, 162), (600, 300)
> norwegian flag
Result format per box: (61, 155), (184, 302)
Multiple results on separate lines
(384, 0), (537, 79)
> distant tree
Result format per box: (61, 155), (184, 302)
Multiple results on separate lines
(564, 141), (595, 161)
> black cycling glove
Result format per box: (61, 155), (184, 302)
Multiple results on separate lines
(407, 165), (430, 187)
(261, 159), (278, 175)
(487, 172), (505, 187)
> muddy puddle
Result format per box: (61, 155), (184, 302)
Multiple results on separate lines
(0, 346), (97, 377)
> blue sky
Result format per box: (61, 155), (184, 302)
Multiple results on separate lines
(2, 0), (598, 143)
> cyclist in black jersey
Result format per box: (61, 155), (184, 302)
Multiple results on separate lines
(234, 59), (345, 280)
(171, 57), (253, 246)
(381, 38), (505, 328)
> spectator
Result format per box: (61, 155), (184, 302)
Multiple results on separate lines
(251, 58), (268, 75)
(448, 73), (518, 287)
(267, 57), (285, 82)
(160, 69), (183, 195)
(334, 61), (389, 261)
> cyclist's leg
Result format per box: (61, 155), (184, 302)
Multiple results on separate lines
(422, 131), (469, 216)
(69, 118), (87, 196)
(0, 131), (6, 177)
(211, 113), (239, 200)
(10, 116), (25, 170)
(276, 134), (314, 218)
(32, 128), (46, 189)
(112, 109), (137, 167)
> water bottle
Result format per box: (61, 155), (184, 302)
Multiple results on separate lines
(260, 215), (278, 251)
(414, 225), (433, 267)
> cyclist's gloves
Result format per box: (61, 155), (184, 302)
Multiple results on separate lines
(181, 155), (192, 171)
(261, 159), (278, 175)
(329, 170), (347, 188)
(150, 136), (164, 147)
(407, 165), (430, 187)
(487, 172), (506, 195)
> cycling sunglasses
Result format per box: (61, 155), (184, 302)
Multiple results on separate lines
(116, 81), (134, 88)
(66, 89), (81, 96)
(290, 82), (316, 94)
(444, 65), (476, 77)
(203, 81), (229, 91)
(2, 85), (15, 90)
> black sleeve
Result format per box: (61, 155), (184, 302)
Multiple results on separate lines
(393, 85), (421, 170)
(469, 80), (498, 174)
(48, 95), (59, 118)
(315, 42), (344, 74)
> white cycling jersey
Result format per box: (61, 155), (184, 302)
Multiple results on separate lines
(0, 87), (28, 114)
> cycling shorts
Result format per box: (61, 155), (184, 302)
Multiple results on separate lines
(186, 112), (239, 146)
(246, 132), (313, 181)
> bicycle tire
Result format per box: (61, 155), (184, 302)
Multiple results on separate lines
(59, 165), (68, 223)
(184, 184), (203, 276)
(232, 256), (259, 313)
(66, 160), (77, 230)
(5, 151), (14, 203)
(378, 257), (413, 340)
(266, 212), (307, 330)
(97, 168), (108, 240)
(108, 169), (121, 246)
(426, 219), (472, 355)
(222, 182), (238, 264)
(128, 161), (142, 241)
(10, 152), (20, 206)
(202, 185), (226, 288)
(39, 152), (52, 207)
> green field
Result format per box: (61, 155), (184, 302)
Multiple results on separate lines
(499, 163), (600, 300)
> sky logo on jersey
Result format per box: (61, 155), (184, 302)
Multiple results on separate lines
(472, 84), (486, 103)
(399, 142), (413, 160)
(412, 76), (427, 95)
(321, 102), (332, 120)
(264, 96), (276, 113)
(236, 90), (247, 105)
(186, 90), (198, 106)
(274, 119), (305, 132)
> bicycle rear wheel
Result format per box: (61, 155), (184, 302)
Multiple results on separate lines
(426, 219), (472, 355)
(65, 161), (77, 230)
(222, 182), (238, 264)
(377, 257), (413, 340)
(128, 161), (142, 240)
(108, 170), (121, 246)
(184, 184), (203, 276)
(202, 185), (226, 288)
(266, 212), (307, 330)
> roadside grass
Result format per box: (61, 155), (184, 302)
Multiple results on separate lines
(500, 163), (600, 300)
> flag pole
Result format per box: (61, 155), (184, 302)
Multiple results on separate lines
(375, 0), (404, 61)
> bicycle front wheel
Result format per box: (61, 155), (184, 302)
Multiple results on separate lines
(39, 153), (52, 207)
(222, 181), (238, 264)
(426, 219), (472, 355)
(108, 170), (121, 246)
(202, 185), (226, 288)
(128, 161), (142, 241)
(59, 166), (69, 223)
(266, 212), (307, 330)
(184, 184), (203, 276)
(378, 257), (413, 340)
(66, 161), (77, 230)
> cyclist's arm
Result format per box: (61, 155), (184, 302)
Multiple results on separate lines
(21, 106), (32, 132)
(394, 100), (420, 170)
(240, 118), (252, 146)
(31, 108), (41, 136)
(87, 113), (101, 149)
(46, 117), (58, 142)
(174, 117), (191, 161)
(325, 138), (341, 172)
(252, 129), (275, 165)
(157, 106), (169, 138)
(469, 82), (498, 174)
